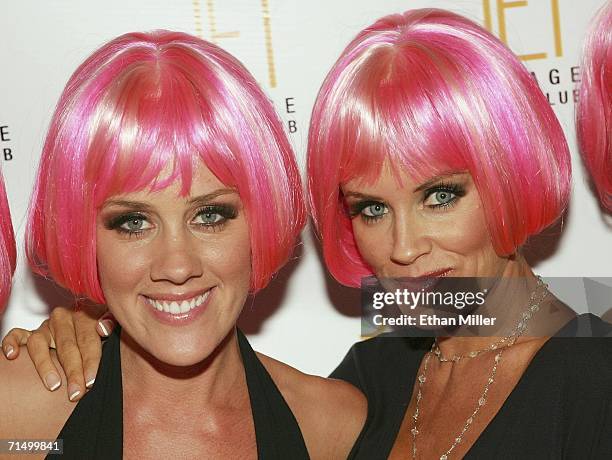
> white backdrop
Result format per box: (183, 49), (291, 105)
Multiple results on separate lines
(1, 0), (610, 376)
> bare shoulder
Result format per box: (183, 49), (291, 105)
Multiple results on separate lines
(257, 352), (367, 460)
(0, 347), (75, 439)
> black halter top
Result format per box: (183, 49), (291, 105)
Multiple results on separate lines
(47, 327), (309, 459)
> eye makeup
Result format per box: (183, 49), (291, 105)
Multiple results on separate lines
(191, 204), (238, 231)
(343, 177), (468, 225)
(104, 212), (151, 236)
(101, 199), (155, 239)
(102, 202), (240, 238)
(422, 181), (466, 209)
(347, 200), (389, 223)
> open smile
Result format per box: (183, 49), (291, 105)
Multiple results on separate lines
(144, 290), (212, 314)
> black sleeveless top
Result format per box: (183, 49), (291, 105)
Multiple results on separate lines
(47, 327), (309, 459)
(331, 314), (612, 459)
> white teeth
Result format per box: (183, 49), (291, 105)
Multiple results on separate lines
(145, 290), (211, 315)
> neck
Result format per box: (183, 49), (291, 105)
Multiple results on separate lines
(120, 327), (248, 417)
(436, 256), (543, 358)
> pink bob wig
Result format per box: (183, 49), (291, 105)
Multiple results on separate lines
(577, 1), (611, 211)
(27, 30), (305, 303)
(0, 170), (16, 311)
(307, 8), (571, 287)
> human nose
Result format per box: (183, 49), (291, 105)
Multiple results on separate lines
(150, 229), (203, 284)
(389, 211), (431, 266)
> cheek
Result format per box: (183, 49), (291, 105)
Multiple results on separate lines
(351, 220), (392, 269)
(198, 225), (252, 290)
(437, 205), (493, 253)
(433, 203), (505, 275)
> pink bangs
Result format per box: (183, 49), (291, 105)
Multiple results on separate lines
(27, 31), (305, 302)
(308, 9), (571, 287)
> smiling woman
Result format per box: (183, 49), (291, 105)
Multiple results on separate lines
(4, 8), (611, 460)
(94, 167), (251, 367)
(0, 30), (365, 459)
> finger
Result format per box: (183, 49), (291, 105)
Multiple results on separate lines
(2, 328), (33, 359)
(26, 329), (63, 392)
(97, 313), (116, 338)
(48, 309), (86, 402)
(73, 310), (103, 388)
(75, 302), (112, 338)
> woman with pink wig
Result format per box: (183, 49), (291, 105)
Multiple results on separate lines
(0, 171), (16, 313)
(5, 8), (612, 459)
(311, 8), (612, 458)
(577, 0), (611, 211)
(0, 30), (366, 459)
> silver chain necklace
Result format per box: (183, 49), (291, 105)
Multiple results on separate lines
(410, 277), (548, 460)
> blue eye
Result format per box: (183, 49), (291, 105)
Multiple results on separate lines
(362, 203), (388, 218)
(121, 217), (145, 231)
(427, 191), (456, 206)
(423, 182), (465, 209)
(192, 205), (237, 229)
(348, 200), (389, 223)
(194, 210), (224, 225)
(107, 214), (153, 236)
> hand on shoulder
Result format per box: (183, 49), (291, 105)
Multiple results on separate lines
(0, 347), (74, 439)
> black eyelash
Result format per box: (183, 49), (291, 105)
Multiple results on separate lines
(423, 181), (466, 208)
(346, 200), (388, 225)
(104, 213), (149, 235)
(193, 204), (238, 229)
(347, 200), (384, 218)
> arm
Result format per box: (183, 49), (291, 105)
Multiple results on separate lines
(1, 304), (114, 401)
(0, 346), (75, 444)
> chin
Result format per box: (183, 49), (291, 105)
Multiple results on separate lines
(144, 333), (227, 368)
(118, 319), (232, 369)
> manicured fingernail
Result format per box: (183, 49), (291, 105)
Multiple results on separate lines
(85, 375), (96, 388)
(45, 372), (61, 391)
(98, 321), (109, 337)
(4, 345), (14, 358)
(68, 384), (81, 401)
